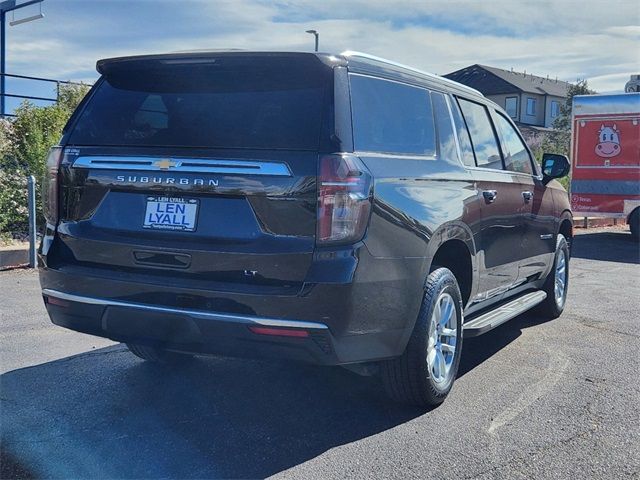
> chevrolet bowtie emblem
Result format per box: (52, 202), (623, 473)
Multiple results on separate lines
(154, 159), (178, 170)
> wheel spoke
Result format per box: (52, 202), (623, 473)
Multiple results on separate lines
(440, 299), (453, 327)
(427, 347), (436, 368)
(437, 350), (446, 378)
(434, 299), (442, 325)
(441, 327), (456, 337)
(440, 342), (455, 353)
(431, 349), (441, 378)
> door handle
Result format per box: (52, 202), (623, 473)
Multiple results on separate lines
(482, 190), (498, 203)
(522, 191), (533, 203)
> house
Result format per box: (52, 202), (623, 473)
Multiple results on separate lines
(444, 64), (570, 129)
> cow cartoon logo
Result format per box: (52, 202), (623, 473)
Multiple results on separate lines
(595, 124), (621, 158)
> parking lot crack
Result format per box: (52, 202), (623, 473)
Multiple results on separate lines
(487, 348), (569, 434)
(573, 316), (640, 339)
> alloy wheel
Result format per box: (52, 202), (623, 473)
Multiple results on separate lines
(426, 292), (458, 385)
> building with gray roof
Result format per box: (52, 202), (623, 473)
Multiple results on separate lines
(445, 64), (571, 129)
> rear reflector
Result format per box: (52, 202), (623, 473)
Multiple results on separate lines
(248, 326), (310, 338)
(46, 296), (70, 308)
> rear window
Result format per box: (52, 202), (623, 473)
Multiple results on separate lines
(68, 57), (330, 150)
(349, 74), (435, 156)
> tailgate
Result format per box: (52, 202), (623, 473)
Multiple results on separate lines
(48, 53), (335, 291)
(54, 147), (317, 289)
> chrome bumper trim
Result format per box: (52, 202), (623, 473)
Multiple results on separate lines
(42, 289), (328, 330)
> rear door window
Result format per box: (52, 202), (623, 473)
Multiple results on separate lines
(457, 97), (503, 170)
(349, 74), (435, 156)
(493, 111), (535, 175)
(68, 59), (330, 151)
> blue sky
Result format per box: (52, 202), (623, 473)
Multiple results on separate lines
(3, 0), (639, 114)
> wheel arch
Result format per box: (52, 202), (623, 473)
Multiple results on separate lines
(424, 222), (478, 308)
(557, 210), (574, 253)
(393, 222), (478, 358)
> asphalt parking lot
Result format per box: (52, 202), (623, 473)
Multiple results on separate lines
(1, 228), (639, 479)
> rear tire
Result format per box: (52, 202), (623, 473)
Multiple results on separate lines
(536, 234), (570, 319)
(126, 343), (194, 364)
(381, 268), (463, 407)
(629, 208), (639, 241)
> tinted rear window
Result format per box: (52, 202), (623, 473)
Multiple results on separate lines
(68, 57), (330, 150)
(349, 74), (435, 156)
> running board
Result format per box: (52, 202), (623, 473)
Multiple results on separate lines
(463, 291), (547, 337)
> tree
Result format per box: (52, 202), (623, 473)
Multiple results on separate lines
(552, 79), (595, 132)
(524, 79), (595, 191)
(0, 83), (90, 239)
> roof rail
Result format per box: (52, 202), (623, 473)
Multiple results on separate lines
(340, 51), (483, 96)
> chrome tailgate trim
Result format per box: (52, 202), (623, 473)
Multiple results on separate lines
(72, 156), (292, 176)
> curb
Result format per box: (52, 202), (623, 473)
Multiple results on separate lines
(0, 248), (29, 270)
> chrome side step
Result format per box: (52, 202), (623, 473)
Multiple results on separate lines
(463, 291), (547, 337)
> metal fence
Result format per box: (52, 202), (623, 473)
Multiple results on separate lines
(0, 72), (87, 117)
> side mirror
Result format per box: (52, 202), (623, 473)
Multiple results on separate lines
(541, 153), (570, 183)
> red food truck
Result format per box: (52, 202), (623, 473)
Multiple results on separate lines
(571, 93), (640, 239)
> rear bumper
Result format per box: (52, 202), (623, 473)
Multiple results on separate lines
(42, 288), (340, 364)
(39, 247), (426, 364)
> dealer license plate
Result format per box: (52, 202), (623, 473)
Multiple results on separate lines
(143, 196), (199, 231)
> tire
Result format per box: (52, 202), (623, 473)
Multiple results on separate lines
(382, 268), (464, 407)
(536, 234), (570, 319)
(629, 208), (639, 241)
(126, 343), (194, 364)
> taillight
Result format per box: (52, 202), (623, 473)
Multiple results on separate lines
(42, 147), (64, 225)
(317, 154), (372, 245)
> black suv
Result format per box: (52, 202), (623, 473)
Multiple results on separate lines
(39, 51), (572, 407)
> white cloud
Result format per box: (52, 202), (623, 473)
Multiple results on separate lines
(4, 0), (640, 93)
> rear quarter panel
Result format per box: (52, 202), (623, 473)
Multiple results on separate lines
(359, 155), (479, 294)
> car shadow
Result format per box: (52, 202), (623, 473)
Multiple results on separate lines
(457, 310), (553, 378)
(1, 307), (556, 480)
(1, 302), (572, 479)
(1, 347), (424, 479)
(570, 230), (639, 264)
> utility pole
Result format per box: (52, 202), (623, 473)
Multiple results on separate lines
(305, 29), (319, 52)
(0, 0), (45, 117)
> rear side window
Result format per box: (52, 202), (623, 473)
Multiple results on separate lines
(68, 58), (330, 150)
(349, 74), (435, 156)
(457, 98), (503, 170)
(449, 98), (476, 167)
(493, 112), (534, 175)
(431, 92), (459, 164)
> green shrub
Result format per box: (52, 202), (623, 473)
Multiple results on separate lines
(0, 83), (90, 236)
(527, 129), (572, 191)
